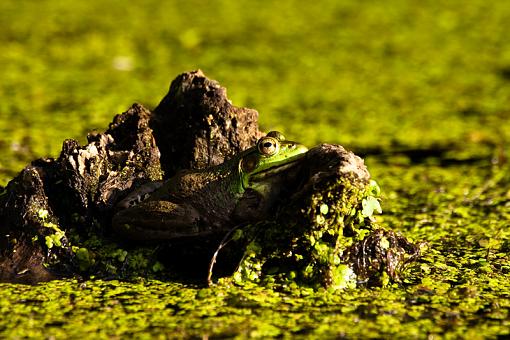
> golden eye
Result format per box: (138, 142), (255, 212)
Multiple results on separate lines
(241, 153), (259, 172)
(257, 137), (280, 156)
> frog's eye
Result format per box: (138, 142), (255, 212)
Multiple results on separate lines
(266, 131), (286, 141)
(257, 136), (280, 156)
(241, 153), (259, 173)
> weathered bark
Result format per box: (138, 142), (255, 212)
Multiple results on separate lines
(344, 228), (421, 286)
(151, 70), (261, 177)
(0, 167), (59, 283)
(0, 104), (162, 283)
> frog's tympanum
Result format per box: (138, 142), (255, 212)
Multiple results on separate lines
(112, 131), (308, 241)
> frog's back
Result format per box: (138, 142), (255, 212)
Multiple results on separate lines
(149, 160), (242, 218)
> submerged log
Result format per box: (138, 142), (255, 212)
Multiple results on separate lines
(0, 70), (420, 286)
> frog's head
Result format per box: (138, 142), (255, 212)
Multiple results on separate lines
(239, 131), (308, 193)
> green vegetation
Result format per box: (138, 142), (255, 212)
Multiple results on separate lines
(1, 0), (510, 337)
(234, 176), (384, 289)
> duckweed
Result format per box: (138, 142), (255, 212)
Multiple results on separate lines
(2, 0), (510, 337)
(233, 174), (386, 289)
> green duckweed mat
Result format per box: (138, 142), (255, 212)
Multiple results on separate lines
(1, 0), (510, 338)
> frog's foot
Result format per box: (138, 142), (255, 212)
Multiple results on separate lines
(112, 200), (203, 241)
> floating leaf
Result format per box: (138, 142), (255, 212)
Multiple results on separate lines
(361, 196), (382, 217)
(320, 204), (329, 215)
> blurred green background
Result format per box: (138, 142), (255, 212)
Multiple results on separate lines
(1, 0), (510, 184)
(2, 1), (510, 338)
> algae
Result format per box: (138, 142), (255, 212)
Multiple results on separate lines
(2, 0), (510, 338)
(232, 175), (387, 289)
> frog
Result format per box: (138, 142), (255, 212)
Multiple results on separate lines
(112, 131), (308, 241)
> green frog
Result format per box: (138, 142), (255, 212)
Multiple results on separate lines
(112, 131), (308, 241)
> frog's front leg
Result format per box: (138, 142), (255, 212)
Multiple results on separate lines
(112, 200), (203, 241)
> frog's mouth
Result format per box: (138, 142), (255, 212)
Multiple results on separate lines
(249, 156), (305, 183)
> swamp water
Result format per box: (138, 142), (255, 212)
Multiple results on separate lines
(1, 0), (510, 337)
